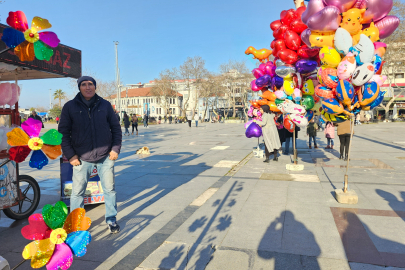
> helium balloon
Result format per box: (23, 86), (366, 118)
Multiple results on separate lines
(340, 8), (365, 39)
(244, 120), (253, 129)
(245, 122), (262, 138)
(362, 22), (380, 42)
(368, 91), (386, 110)
(335, 80), (355, 107)
(315, 84), (335, 99)
(301, 0), (325, 24)
(290, 113), (309, 128)
(295, 59), (318, 74)
(376, 61), (385, 75)
(275, 98), (284, 105)
(283, 117), (296, 133)
(337, 52), (357, 81)
(251, 80), (263, 92)
(302, 79), (317, 95)
(321, 110), (348, 123)
(293, 88), (302, 102)
(348, 34), (374, 65)
(275, 90), (287, 100)
(284, 30), (301, 51)
(351, 63), (375, 86)
(275, 65), (296, 78)
(250, 100), (261, 108)
(369, 75), (387, 87)
(252, 68), (265, 79)
(360, 82), (380, 106)
(270, 20), (282, 31)
(301, 29), (312, 48)
(322, 98), (345, 115)
(317, 67), (324, 84)
(290, 17), (308, 34)
(265, 61), (276, 77)
(301, 95), (315, 110)
(321, 68), (339, 88)
(319, 46), (341, 68)
(374, 42), (387, 58)
(278, 49), (299, 64)
(281, 100), (306, 114)
(258, 63), (267, 71)
(323, 0), (357, 12)
(273, 25), (290, 40)
(272, 76), (284, 90)
(297, 45), (320, 58)
(283, 77), (296, 95)
(256, 75), (272, 87)
(260, 91), (277, 101)
(362, 0), (393, 24)
(376, 16), (400, 39)
(269, 102), (281, 112)
(307, 6), (342, 32)
(257, 99), (269, 106)
(275, 59), (286, 67)
(305, 110), (314, 122)
(334, 28), (353, 55)
(309, 31), (335, 48)
(281, 9), (298, 26)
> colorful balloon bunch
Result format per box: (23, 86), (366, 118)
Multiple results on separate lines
(299, 0), (399, 120)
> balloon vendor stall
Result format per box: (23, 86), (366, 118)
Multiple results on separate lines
(245, 0), (399, 200)
(0, 11), (90, 270)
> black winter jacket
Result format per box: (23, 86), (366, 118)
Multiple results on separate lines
(58, 93), (122, 162)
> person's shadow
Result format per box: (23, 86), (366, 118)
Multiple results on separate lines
(257, 211), (321, 269)
(376, 189), (405, 221)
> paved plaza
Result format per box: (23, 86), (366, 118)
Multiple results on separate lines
(1, 121), (405, 270)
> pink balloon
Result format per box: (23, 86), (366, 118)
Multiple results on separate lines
(323, 0), (357, 12)
(7, 84), (21, 106)
(307, 6), (342, 32)
(363, 0), (393, 24)
(0, 83), (12, 106)
(258, 63), (266, 72)
(301, 0), (325, 24)
(300, 29), (312, 48)
(375, 15), (400, 39)
(265, 61), (276, 77)
(251, 80), (263, 92)
(252, 68), (265, 79)
(353, 0), (364, 8)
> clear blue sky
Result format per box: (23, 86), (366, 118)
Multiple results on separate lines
(1, 0), (295, 109)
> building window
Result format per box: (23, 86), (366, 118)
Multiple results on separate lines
(173, 108), (175, 114)
(173, 98), (176, 105)
(395, 73), (404, 79)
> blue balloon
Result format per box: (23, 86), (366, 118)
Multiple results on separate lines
(372, 54), (382, 73)
(29, 150), (49, 170)
(1, 28), (25, 48)
(295, 59), (318, 74)
(272, 76), (284, 90)
(369, 91), (386, 110)
(66, 231), (92, 257)
(255, 75), (271, 87)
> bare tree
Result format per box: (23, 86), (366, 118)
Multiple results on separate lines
(68, 69), (117, 99)
(150, 68), (179, 117)
(378, 0), (405, 118)
(219, 60), (251, 118)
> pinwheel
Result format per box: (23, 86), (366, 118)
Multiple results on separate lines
(6, 118), (62, 170)
(1, 11), (60, 62)
(21, 201), (91, 269)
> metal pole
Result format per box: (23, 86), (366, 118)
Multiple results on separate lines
(293, 127), (297, 165)
(343, 117), (355, 193)
(49, 89), (52, 109)
(114, 41), (120, 115)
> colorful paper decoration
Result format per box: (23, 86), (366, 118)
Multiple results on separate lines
(6, 118), (62, 170)
(1, 11), (60, 62)
(21, 202), (91, 269)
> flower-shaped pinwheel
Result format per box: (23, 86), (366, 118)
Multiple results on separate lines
(1, 11), (60, 62)
(7, 118), (62, 170)
(21, 201), (91, 269)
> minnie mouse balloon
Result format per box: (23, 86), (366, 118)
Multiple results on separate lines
(245, 122), (262, 138)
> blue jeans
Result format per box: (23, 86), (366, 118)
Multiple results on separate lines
(327, 138), (334, 146)
(124, 127), (129, 135)
(284, 137), (297, 154)
(195, 120), (198, 127)
(71, 156), (117, 224)
(309, 136), (317, 147)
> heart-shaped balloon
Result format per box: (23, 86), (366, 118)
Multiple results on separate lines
(45, 243), (73, 270)
(256, 75), (272, 88)
(272, 39), (287, 57)
(251, 80), (263, 92)
(301, 0), (325, 24)
(21, 213), (53, 240)
(296, 6), (307, 17)
(252, 68), (265, 79)
(290, 18), (308, 34)
(295, 59), (318, 74)
(275, 59), (286, 67)
(307, 6), (342, 32)
(265, 62), (276, 77)
(362, 0), (393, 24)
(245, 120), (253, 129)
(281, 9), (298, 26)
(323, 0), (357, 12)
(375, 15), (400, 39)
(270, 39), (276, 49)
(272, 76), (284, 90)
(246, 122), (262, 138)
(278, 49), (299, 65)
(284, 30), (301, 50)
(297, 45), (320, 58)
(300, 29), (312, 48)
(273, 25), (290, 40)
(270, 20), (282, 31)
(258, 63), (267, 72)
(42, 201), (68, 230)
(275, 65), (296, 78)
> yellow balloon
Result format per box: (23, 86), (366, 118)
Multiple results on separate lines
(283, 77), (295, 96)
(319, 46), (341, 68)
(309, 31), (335, 48)
(302, 79), (315, 96)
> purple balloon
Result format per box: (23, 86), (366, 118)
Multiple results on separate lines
(301, 29), (312, 48)
(302, 0), (325, 24)
(244, 120), (253, 129)
(256, 75), (271, 87)
(295, 59), (318, 74)
(272, 76), (284, 89)
(323, 0), (357, 12)
(307, 6), (342, 32)
(362, 0), (393, 24)
(245, 122), (262, 138)
(376, 15), (400, 39)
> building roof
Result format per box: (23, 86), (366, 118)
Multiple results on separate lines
(109, 87), (183, 99)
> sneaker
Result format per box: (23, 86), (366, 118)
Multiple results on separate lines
(108, 222), (120, 234)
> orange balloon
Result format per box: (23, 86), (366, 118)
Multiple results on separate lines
(259, 91), (277, 101)
(245, 46), (273, 63)
(250, 100), (261, 109)
(257, 99), (269, 106)
(269, 102), (281, 112)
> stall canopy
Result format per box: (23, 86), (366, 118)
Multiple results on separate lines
(0, 23), (81, 81)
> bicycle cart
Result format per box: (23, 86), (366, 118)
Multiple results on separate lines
(0, 18), (82, 221)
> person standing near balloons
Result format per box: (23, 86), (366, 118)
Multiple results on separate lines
(254, 105), (281, 163)
(324, 121), (335, 149)
(336, 120), (351, 160)
(306, 118), (318, 149)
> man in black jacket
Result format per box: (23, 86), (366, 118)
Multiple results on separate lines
(58, 76), (122, 234)
(29, 111), (44, 128)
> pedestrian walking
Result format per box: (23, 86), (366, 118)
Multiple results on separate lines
(143, 114), (149, 128)
(187, 112), (192, 127)
(169, 115), (173, 124)
(158, 115), (161, 124)
(254, 105), (281, 163)
(115, 111), (120, 122)
(336, 119), (352, 160)
(164, 115), (167, 124)
(56, 116), (60, 124)
(307, 118), (318, 149)
(29, 110), (44, 128)
(58, 76), (122, 234)
(324, 121), (335, 149)
(123, 112), (130, 136)
(355, 113), (361, 126)
(194, 113), (199, 127)
(131, 114), (138, 135)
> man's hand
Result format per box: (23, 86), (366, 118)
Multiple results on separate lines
(109, 151), (118, 161)
(69, 155), (80, 166)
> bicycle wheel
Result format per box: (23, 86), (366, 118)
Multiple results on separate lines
(3, 175), (40, 220)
